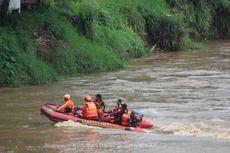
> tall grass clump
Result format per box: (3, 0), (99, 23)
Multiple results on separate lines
(0, 26), (58, 87)
(182, 35), (203, 50)
(63, 0), (145, 58)
(211, 0), (230, 39)
(166, 0), (230, 39)
(0, 45), (21, 86)
(35, 9), (125, 74)
(145, 14), (184, 51)
(130, 0), (184, 51)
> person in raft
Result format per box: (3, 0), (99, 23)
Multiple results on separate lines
(112, 98), (128, 124)
(57, 94), (74, 113)
(94, 94), (105, 121)
(82, 95), (98, 120)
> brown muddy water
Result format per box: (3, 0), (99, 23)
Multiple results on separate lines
(0, 41), (230, 153)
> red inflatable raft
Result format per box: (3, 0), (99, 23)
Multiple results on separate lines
(41, 104), (153, 133)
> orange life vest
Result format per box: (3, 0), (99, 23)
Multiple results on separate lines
(83, 101), (98, 119)
(58, 100), (74, 112)
(121, 113), (130, 126)
(66, 100), (74, 110)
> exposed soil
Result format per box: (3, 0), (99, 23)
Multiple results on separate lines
(33, 27), (66, 57)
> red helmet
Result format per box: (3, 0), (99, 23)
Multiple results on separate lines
(85, 95), (92, 102)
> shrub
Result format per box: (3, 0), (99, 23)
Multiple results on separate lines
(0, 26), (58, 86)
(42, 0), (55, 8)
(0, 46), (21, 86)
(145, 14), (184, 51)
(211, 0), (230, 39)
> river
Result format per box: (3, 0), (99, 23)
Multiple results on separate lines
(0, 41), (230, 153)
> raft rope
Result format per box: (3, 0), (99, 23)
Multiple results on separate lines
(77, 119), (132, 131)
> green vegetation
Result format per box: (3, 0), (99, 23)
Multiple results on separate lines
(0, 0), (229, 87)
(166, 0), (230, 39)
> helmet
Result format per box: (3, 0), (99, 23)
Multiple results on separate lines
(85, 95), (93, 102)
(64, 94), (70, 100)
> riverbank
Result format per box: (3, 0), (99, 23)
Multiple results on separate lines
(0, 0), (229, 87)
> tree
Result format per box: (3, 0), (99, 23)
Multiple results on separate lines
(0, 0), (10, 25)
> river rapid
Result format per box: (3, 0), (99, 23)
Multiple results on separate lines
(0, 41), (230, 153)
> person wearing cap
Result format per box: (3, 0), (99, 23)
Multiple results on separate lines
(57, 94), (74, 113)
(112, 98), (128, 124)
(94, 94), (105, 121)
(82, 95), (98, 120)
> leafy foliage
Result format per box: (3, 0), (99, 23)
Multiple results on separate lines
(166, 0), (230, 39)
(0, 0), (229, 87)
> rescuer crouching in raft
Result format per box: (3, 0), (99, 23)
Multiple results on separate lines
(57, 94), (74, 113)
(110, 99), (143, 127)
(94, 94), (105, 121)
(111, 98), (128, 125)
(121, 110), (143, 127)
(82, 95), (98, 120)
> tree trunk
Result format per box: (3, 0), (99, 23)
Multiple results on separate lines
(0, 0), (10, 25)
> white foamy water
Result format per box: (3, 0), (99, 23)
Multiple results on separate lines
(161, 122), (230, 140)
(55, 120), (101, 129)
